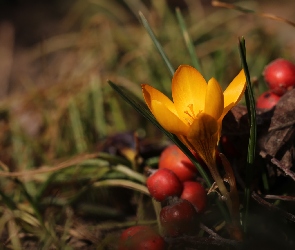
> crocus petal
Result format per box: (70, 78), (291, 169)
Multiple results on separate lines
(187, 113), (218, 166)
(218, 70), (246, 121)
(172, 65), (207, 120)
(142, 84), (178, 116)
(150, 100), (189, 135)
(204, 77), (224, 120)
(223, 70), (246, 110)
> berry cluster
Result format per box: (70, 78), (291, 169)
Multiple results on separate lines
(257, 58), (295, 109)
(118, 145), (207, 249)
(147, 145), (206, 236)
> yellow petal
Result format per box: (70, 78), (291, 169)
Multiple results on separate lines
(150, 100), (189, 135)
(223, 70), (246, 110)
(142, 84), (177, 115)
(172, 65), (207, 120)
(205, 77), (224, 120)
(187, 113), (218, 166)
(219, 70), (246, 121)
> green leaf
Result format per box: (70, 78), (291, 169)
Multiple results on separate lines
(175, 8), (202, 72)
(138, 12), (175, 77)
(93, 179), (150, 196)
(90, 75), (107, 138)
(238, 37), (257, 234)
(69, 98), (88, 153)
(14, 178), (44, 225)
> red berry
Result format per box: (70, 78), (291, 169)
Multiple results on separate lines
(118, 225), (165, 250)
(256, 90), (280, 109)
(160, 198), (199, 236)
(263, 58), (295, 96)
(180, 181), (207, 213)
(159, 145), (197, 182)
(147, 168), (183, 201)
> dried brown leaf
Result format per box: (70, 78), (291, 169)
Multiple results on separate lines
(259, 89), (295, 167)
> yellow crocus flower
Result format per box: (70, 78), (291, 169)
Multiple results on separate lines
(142, 65), (246, 239)
(142, 65), (246, 169)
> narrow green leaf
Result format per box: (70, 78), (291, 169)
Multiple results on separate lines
(14, 179), (44, 225)
(113, 165), (146, 184)
(90, 75), (107, 138)
(238, 37), (257, 234)
(13, 210), (41, 228)
(152, 199), (163, 234)
(110, 94), (127, 132)
(138, 12), (175, 77)
(93, 179), (150, 196)
(8, 218), (22, 250)
(175, 8), (202, 71)
(69, 98), (87, 153)
(35, 172), (59, 202)
(98, 152), (132, 167)
(0, 211), (11, 236)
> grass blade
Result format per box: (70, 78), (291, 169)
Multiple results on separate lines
(90, 75), (107, 139)
(8, 217), (22, 250)
(238, 37), (257, 234)
(14, 178), (43, 225)
(175, 8), (202, 71)
(69, 98), (87, 153)
(138, 12), (175, 77)
(93, 179), (150, 195)
(113, 165), (146, 184)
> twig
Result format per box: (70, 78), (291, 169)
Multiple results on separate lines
(200, 223), (241, 247)
(0, 153), (100, 178)
(200, 223), (223, 240)
(271, 158), (295, 181)
(166, 234), (241, 249)
(264, 195), (295, 202)
(212, 0), (295, 28)
(252, 192), (295, 223)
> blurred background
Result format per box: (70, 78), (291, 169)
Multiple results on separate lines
(0, 0), (294, 248)
(0, 0), (293, 161)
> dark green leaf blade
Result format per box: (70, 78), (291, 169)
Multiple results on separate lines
(238, 37), (257, 234)
(138, 12), (175, 77)
(175, 8), (202, 72)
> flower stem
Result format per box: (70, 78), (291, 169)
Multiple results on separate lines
(207, 154), (243, 241)
(208, 160), (232, 213)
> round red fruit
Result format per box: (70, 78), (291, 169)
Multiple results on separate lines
(256, 90), (280, 109)
(180, 181), (207, 213)
(263, 58), (295, 96)
(159, 145), (198, 182)
(118, 225), (165, 250)
(147, 168), (183, 202)
(160, 198), (199, 236)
